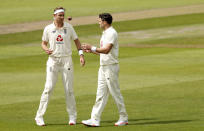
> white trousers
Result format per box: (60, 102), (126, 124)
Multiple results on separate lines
(35, 56), (77, 120)
(91, 64), (128, 121)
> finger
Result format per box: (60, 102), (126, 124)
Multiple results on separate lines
(80, 61), (84, 66)
(82, 61), (85, 66)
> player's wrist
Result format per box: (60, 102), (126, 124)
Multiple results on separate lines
(91, 46), (97, 52)
(78, 49), (84, 56)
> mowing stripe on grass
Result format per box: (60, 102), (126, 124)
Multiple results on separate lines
(1, 13), (204, 46)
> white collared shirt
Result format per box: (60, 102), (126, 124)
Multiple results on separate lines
(42, 22), (78, 57)
(100, 26), (119, 66)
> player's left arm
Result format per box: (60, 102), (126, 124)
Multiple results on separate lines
(74, 39), (85, 66)
(74, 38), (82, 51)
(82, 43), (113, 54)
(94, 44), (113, 54)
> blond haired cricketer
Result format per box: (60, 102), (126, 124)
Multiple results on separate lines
(35, 7), (85, 126)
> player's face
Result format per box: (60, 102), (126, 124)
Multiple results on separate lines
(54, 12), (64, 22)
(98, 18), (105, 29)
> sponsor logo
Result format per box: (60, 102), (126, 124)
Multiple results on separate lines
(56, 34), (64, 44)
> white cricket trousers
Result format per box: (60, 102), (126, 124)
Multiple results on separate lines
(91, 64), (128, 121)
(35, 56), (77, 120)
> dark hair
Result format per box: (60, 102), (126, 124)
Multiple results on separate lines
(99, 13), (113, 24)
(54, 7), (65, 12)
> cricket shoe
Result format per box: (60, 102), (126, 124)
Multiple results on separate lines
(82, 119), (100, 127)
(69, 119), (76, 125)
(35, 117), (46, 126)
(115, 120), (128, 126)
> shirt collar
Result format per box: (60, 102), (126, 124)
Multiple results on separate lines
(52, 22), (69, 29)
(103, 26), (113, 34)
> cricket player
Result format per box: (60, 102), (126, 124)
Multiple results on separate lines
(35, 7), (85, 126)
(81, 13), (128, 127)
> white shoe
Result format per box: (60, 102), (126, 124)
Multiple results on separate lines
(35, 117), (46, 126)
(82, 119), (100, 127)
(69, 119), (76, 125)
(115, 120), (128, 126)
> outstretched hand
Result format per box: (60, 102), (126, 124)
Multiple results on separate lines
(84, 49), (92, 53)
(82, 43), (92, 50)
(82, 43), (92, 53)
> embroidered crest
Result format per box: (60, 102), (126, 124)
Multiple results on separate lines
(64, 29), (67, 34)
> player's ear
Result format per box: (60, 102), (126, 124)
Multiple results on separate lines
(53, 14), (56, 20)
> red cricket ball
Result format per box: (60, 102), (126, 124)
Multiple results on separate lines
(67, 16), (72, 21)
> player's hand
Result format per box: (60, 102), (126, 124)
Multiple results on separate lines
(80, 55), (85, 67)
(45, 49), (53, 55)
(82, 43), (92, 50)
(83, 49), (92, 53)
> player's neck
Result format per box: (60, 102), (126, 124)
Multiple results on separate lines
(54, 21), (64, 28)
(104, 24), (111, 31)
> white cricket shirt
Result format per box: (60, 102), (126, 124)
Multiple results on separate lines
(100, 26), (119, 66)
(42, 22), (78, 57)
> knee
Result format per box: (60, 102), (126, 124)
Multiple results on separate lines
(95, 95), (104, 104)
(42, 85), (53, 95)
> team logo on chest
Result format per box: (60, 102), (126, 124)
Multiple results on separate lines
(56, 34), (64, 44)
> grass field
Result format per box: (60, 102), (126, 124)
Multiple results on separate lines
(1, 0), (204, 24)
(1, 11), (204, 131)
(2, 0), (204, 130)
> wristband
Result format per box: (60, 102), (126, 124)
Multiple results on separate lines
(91, 46), (97, 52)
(78, 50), (83, 56)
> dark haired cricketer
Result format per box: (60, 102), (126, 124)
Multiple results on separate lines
(81, 13), (128, 127)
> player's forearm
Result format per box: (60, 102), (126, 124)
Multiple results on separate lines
(74, 39), (82, 50)
(91, 44), (113, 54)
(88, 43), (112, 54)
(95, 47), (110, 54)
(74, 39), (85, 57)
(41, 41), (49, 51)
(91, 51), (100, 55)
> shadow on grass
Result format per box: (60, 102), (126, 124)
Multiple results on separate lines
(46, 123), (68, 126)
(132, 119), (194, 125)
(46, 119), (195, 127)
(99, 119), (195, 127)
(101, 118), (156, 123)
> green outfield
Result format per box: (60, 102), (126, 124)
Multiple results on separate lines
(1, 0), (204, 24)
(1, 13), (204, 130)
(1, 0), (204, 130)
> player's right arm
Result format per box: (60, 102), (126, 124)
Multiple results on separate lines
(41, 26), (53, 55)
(41, 41), (53, 55)
(84, 48), (100, 55)
(82, 43), (112, 55)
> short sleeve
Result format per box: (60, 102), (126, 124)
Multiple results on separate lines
(105, 32), (116, 45)
(70, 25), (78, 40)
(42, 27), (49, 42)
